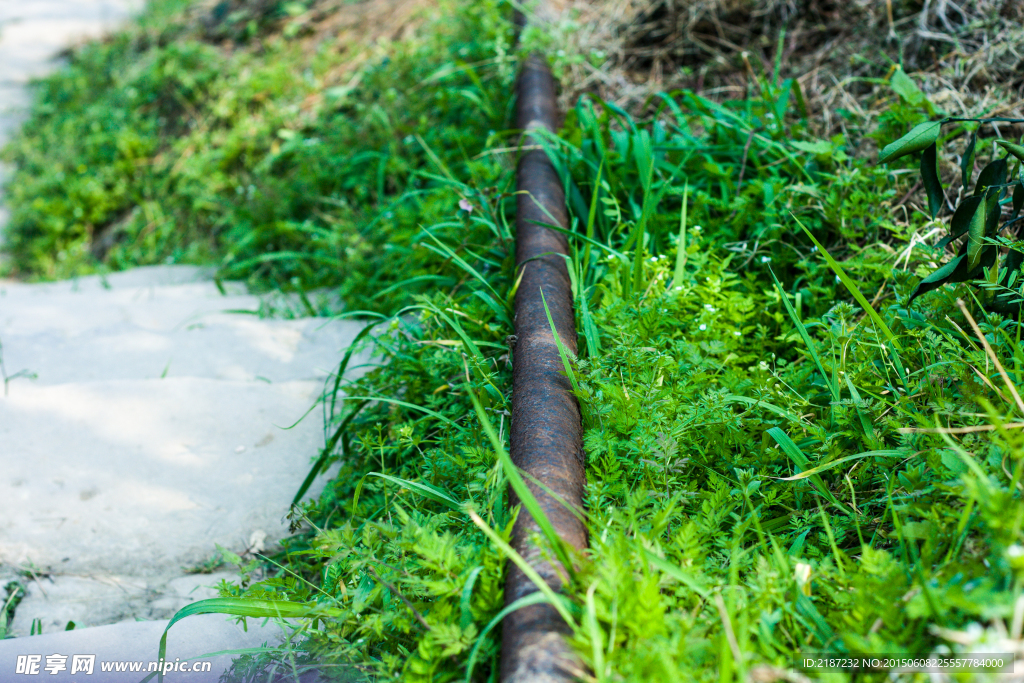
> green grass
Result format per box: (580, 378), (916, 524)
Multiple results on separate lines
(0, 0), (514, 311)
(5, 1), (1024, 681)
(220, 62), (1024, 681)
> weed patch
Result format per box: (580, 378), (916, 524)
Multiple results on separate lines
(214, 52), (1024, 681)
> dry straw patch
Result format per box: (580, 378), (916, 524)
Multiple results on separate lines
(295, 0), (440, 108)
(532, 0), (1024, 134)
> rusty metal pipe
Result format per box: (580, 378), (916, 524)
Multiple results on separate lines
(500, 53), (588, 683)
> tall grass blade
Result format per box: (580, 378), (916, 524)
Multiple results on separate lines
(672, 180), (689, 285)
(411, 300), (484, 361)
(845, 376), (876, 438)
(467, 390), (576, 575)
(459, 566), (484, 630)
(526, 219), (626, 258)
(539, 288), (580, 394)
(367, 473), (463, 511)
(642, 549), (710, 598)
(795, 216), (902, 351)
(579, 283), (601, 357)
(584, 160), (604, 275)
(724, 395), (806, 424)
(420, 228), (502, 302)
(415, 134), (458, 183)
(463, 591), (551, 683)
(293, 399), (369, 505)
(151, 598), (342, 683)
(372, 274), (452, 300)
(340, 395), (458, 428)
(780, 449), (906, 480)
(544, 252), (600, 357)
(472, 290), (513, 328)
(467, 510), (576, 626)
(628, 130), (655, 295)
(768, 266), (839, 402)
(586, 583), (606, 681)
(325, 316), (386, 416)
(767, 427), (852, 514)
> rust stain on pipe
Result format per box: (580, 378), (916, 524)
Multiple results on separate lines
(500, 53), (588, 683)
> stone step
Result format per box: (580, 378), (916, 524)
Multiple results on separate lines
(0, 266), (369, 652)
(0, 266), (354, 385)
(0, 612), (290, 682)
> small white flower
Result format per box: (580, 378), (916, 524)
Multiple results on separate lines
(795, 562), (812, 596)
(704, 304), (715, 312)
(459, 199), (474, 213)
(759, 361), (769, 371)
(698, 324), (707, 331)
(761, 256), (771, 263)
(733, 331), (741, 336)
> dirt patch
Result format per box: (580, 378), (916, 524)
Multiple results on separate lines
(185, 0), (437, 75)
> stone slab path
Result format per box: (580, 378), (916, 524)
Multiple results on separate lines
(0, 615), (300, 682)
(0, 4), (367, 679)
(0, 266), (368, 669)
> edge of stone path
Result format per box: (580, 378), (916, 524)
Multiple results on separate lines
(0, 613), (302, 682)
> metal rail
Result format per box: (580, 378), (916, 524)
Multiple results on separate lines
(501, 51), (588, 683)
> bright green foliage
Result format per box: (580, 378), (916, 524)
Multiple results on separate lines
(878, 121), (941, 164)
(1, 581), (26, 640)
(535, 90), (1024, 681)
(564, 251), (1024, 679)
(1, 0), (513, 310)
(226, 66), (1024, 681)
(212, 152), (521, 681)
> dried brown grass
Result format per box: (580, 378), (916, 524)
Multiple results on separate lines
(174, 0), (439, 119)
(184, 0), (438, 76)
(530, 0), (1024, 139)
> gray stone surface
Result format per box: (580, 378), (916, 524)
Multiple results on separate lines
(0, 266), (370, 682)
(0, 613), (293, 682)
(4, 572), (239, 633)
(0, 266), (369, 635)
